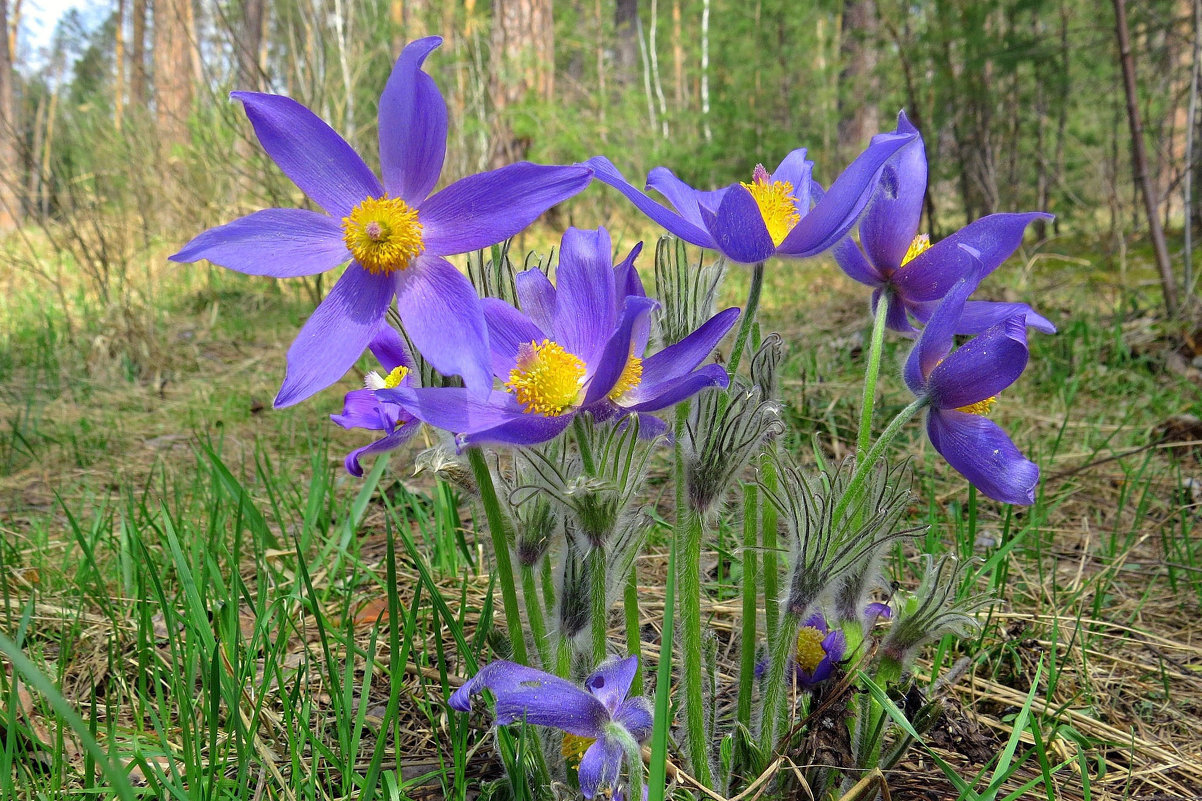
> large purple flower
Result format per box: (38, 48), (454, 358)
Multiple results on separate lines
(904, 269), (1040, 505)
(449, 657), (652, 799)
(585, 126), (915, 265)
(171, 37), (591, 407)
(379, 227), (739, 447)
(329, 326), (421, 476)
(834, 112), (1055, 336)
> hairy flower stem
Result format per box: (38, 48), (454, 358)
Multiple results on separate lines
(759, 609), (803, 754)
(857, 292), (891, 461)
(726, 261), (765, 381)
(467, 448), (529, 666)
(674, 401), (713, 787)
(760, 449), (780, 649)
(624, 565), (644, 695)
(829, 397), (928, 527)
(573, 415), (598, 475)
(737, 483), (759, 730)
(588, 547), (609, 665)
(520, 563), (551, 667)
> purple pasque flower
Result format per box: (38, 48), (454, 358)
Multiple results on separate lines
(834, 112), (1055, 336)
(171, 37), (591, 408)
(379, 227), (739, 448)
(904, 268), (1040, 505)
(585, 125), (915, 265)
(329, 326), (421, 476)
(791, 614), (847, 687)
(449, 656), (652, 799)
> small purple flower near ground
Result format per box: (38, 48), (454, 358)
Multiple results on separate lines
(833, 111), (1055, 336)
(171, 36), (591, 407)
(904, 268), (1040, 505)
(449, 656), (652, 799)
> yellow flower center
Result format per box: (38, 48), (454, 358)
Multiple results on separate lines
(342, 196), (425, 275)
(505, 339), (586, 416)
(741, 164), (801, 247)
(956, 396), (998, 416)
(795, 625), (827, 674)
(608, 353), (643, 401)
(561, 733), (594, 768)
(382, 365), (410, 389)
(900, 233), (931, 266)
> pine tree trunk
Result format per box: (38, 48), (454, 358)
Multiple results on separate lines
(0, 0), (20, 230)
(614, 0), (639, 87)
(489, 0), (554, 166)
(130, 0), (148, 108)
(153, 0), (195, 148)
(836, 0), (880, 159)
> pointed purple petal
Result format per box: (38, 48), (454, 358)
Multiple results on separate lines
(700, 184), (776, 264)
(331, 388), (387, 431)
(645, 166), (708, 228)
(859, 111), (926, 269)
(578, 737), (626, 799)
(903, 268), (981, 395)
(770, 148), (813, 205)
(946, 300), (1057, 335)
(881, 289), (918, 334)
(380, 386), (527, 433)
(378, 36), (446, 204)
(587, 156), (714, 247)
(396, 255), (492, 396)
(584, 656), (640, 714)
(637, 307), (739, 388)
(367, 325), (413, 372)
(515, 268), (557, 332)
(420, 163), (592, 255)
(343, 423), (420, 477)
(927, 409), (1040, 505)
(929, 316), (1029, 409)
(275, 265), (392, 408)
(554, 227), (618, 364)
(620, 363), (729, 412)
(865, 602), (892, 622)
(483, 297), (548, 377)
(448, 660), (608, 737)
(458, 412), (575, 449)
(583, 296), (657, 406)
(613, 696), (654, 742)
(171, 209), (349, 277)
(613, 242), (646, 299)
(833, 238), (885, 287)
(232, 92), (383, 217)
(821, 628), (847, 663)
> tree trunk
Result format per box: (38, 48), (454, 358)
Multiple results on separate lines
(614, 0), (639, 87)
(489, 0), (554, 166)
(0, 0), (20, 230)
(130, 0), (148, 107)
(1113, 0), (1179, 316)
(153, 0), (195, 148)
(836, 0), (879, 159)
(236, 0), (266, 90)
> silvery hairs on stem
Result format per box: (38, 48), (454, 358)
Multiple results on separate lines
(879, 553), (994, 671)
(414, 445), (478, 497)
(684, 382), (783, 515)
(465, 239), (522, 307)
(497, 448), (562, 567)
(763, 455), (920, 623)
(654, 235), (727, 347)
(750, 333), (786, 402)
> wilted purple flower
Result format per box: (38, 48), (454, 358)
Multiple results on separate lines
(904, 270), (1039, 505)
(172, 37), (591, 407)
(329, 326), (420, 476)
(380, 227), (738, 447)
(585, 127), (915, 265)
(834, 112), (1055, 335)
(449, 656), (652, 799)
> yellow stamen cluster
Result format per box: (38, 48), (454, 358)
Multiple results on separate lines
(742, 165), (801, 247)
(795, 625), (827, 674)
(608, 353), (644, 401)
(956, 396), (998, 416)
(342, 196), (425, 275)
(382, 365), (410, 389)
(505, 339), (586, 416)
(561, 733), (595, 768)
(900, 233), (931, 266)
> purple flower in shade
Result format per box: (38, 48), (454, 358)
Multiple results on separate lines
(833, 112), (1056, 336)
(904, 269), (1040, 506)
(171, 37), (591, 408)
(449, 657), (653, 799)
(329, 326), (421, 476)
(791, 614), (847, 687)
(378, 227), (739, 448)
(585, 126), (916, 265)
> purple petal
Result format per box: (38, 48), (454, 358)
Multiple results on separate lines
(700, 184), (776, 264)
(637, 307), (740, 388)
(833, 238), (885, 287)
(448, 660), (608, 737)
(584, 656), (640, 714)
(578, 737), (626, 799)
(170, 209), (349, 277)
(613, 696), (654, 743)
(802, 613), (829, 633)
(367, 325), (412, 372)
(343, 423), (420, 477)
(859, 111), (926, 269)
(554, 227), (619, 364)
(880, 288), (918, 334)
(613, 242), (646, 300)
(378, 36), (447, 204)
(865, 602), (892, 622)
(331, 388), (387, 431)
(928, 316), (1029, 409)
(458, 412), (574, 449)
(777, 129), (915, 257)
(396, 255), (492, 396)
(892, 212), (1053, 302)
(515, 268), (557, 332)
(274, 265), (393, 408)
(927, 409), (1040, 505)
(620, 363), (729, 413)
(483, 298), (548, 377)
(587, 156), (715, 248)
(583, 296), (657, 406)
(821, 628), (846, 664)
(232, 91), (383, 218)
(420, 163), (592, 255)
(770, 148), (814, 207)
(645, 166), (708, 229)
(947, 300), (1057, 335)
(903, 269), (981, 395)
(380, 386), (527, 434)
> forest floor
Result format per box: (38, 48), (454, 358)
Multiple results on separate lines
(1, 224), (1200, 800)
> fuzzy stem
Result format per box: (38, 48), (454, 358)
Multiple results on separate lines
(467, 448), (528, 666)
(759, 610), (803, 754)
(520, 562), (551, 667)
(588, 546), (609, 666)
(623, 563), (644, 695)
(573, 415), (597, 476)
(830, 397), (928, 527)
(737, 482), (759, 730)
(857, 291), (891, 461)
(726, 261), (765, 381)
(760, 449), (780, 648)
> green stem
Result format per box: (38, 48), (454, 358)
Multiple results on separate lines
(760, 449), (780, 648)
(466, 448), (528, 666)
(856, 291), (891, 461)
(588, 546), (609, 666)
(737, 482), (759, 730)
(829, 397), (928, 527)
(520, 562), (551, 667)
(759, 610), (803, 754)
(726, 261), (765, 381)
(623, 563), (644, 695)
(573, 415), (597, 476)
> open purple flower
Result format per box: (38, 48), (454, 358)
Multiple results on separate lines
(329, 326), (421, 476)
(171, 36), (591, 407)
(834, 112), (1055, 336)
(449, 656), (652, 799)
(379, 227), (738, 447)
(904, 269), (1040, 505)
(585, 126), (915, 265)
(790, 614), (847, 687)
